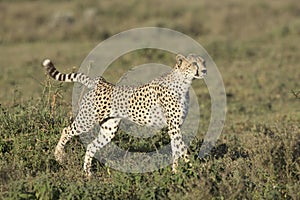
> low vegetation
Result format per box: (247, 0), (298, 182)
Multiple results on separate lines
(0, 0), (299, 199)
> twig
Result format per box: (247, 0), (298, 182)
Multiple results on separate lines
(291, 89), (300, 99)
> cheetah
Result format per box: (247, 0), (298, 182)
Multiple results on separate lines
(42, 54), (207, 176)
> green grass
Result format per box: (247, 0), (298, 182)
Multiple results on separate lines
(0, 0), (299, 199)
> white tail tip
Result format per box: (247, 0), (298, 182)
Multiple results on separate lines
(42, 59), (51, 67)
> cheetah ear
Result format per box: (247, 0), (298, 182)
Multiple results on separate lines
(176, 54), (185, 68)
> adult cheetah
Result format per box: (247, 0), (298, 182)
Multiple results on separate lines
(42, 53), (207, 176)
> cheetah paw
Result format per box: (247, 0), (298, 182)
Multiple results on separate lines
(54, 148), (65, 164)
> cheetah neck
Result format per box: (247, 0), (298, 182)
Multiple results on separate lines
(174, 69), (193, 84)
(162, 70), (193, 94)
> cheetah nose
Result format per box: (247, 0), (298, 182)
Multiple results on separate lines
(201, 69), (207, 75)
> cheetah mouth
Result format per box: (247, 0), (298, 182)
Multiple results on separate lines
(194, 69), (207, 79)
(194, 73), (206, 79)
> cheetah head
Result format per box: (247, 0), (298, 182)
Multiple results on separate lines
(176, 54), (207, 79)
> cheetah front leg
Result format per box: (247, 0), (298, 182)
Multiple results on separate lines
(83, 118), (121, 177)
(168, 125), (189, 173)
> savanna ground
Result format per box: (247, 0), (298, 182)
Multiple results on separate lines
(0, 0), (299, 199)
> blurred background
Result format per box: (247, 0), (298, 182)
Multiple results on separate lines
(1, 0), (299, 105)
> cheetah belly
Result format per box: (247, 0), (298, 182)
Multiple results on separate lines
(134, 105), (167, 128)
(110, 86), (167, 128)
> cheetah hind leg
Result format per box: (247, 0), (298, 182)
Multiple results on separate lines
(54, 126), (70, 163)
(54, 113), (97, 164)
(54, 93), (98, 164)
(83, 118), (121, 177)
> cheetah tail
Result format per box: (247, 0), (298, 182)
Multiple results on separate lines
(42, 59), (95, 88)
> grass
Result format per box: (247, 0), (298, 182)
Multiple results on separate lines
(0, 0), (299, 199)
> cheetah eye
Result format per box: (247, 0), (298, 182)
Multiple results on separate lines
(192, 62), (198, 66)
